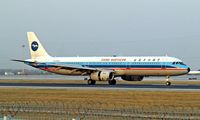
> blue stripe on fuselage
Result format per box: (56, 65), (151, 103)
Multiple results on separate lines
(26, 62), (188, 69)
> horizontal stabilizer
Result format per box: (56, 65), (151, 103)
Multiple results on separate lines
(11, 59), (36, 64)
(11, 59), (27, 63)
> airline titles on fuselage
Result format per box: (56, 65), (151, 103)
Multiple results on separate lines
(101, 58), (127, 62)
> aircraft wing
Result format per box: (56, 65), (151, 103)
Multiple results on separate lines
(47, 63), (97, 71)
(12, 59), (99, 74)
(45, 63), (115, 75)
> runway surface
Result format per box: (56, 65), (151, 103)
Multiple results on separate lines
(0, 82), (200, 91)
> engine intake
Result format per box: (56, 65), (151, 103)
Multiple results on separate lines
(121, 75), (143, 81)
(90, 71), (114, 81)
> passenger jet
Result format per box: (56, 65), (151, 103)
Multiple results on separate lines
(13, 32), (191, 86)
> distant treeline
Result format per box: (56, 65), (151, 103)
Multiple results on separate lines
(0, 69), (53, 75)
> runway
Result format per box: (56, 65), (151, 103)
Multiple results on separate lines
(0, 82), (200, 91)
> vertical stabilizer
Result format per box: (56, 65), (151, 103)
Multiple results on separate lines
(27, 32), (50, 59)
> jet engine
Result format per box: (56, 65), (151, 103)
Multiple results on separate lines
(121, 75), (143, 81)
(90, 71), (114, 81)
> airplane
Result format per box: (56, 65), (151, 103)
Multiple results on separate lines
(188, 70), (200, 75)
(13, 32), (191, 86)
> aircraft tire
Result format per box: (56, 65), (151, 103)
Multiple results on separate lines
(108, 79), (116, 85)
(166, 81), (171, 86)
(88, 79), (96, 85)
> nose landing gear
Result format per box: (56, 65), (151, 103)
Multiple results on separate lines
(166, 81), (171, 86)
(166, 76), (171, 86)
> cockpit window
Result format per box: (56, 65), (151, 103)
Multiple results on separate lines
(180, 62), (185, 65)
(172, 62), (185, 65)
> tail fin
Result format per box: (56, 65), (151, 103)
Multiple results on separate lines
(27, 32), (50, 59)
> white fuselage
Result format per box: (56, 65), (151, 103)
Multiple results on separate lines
(26, 56), (190, 76)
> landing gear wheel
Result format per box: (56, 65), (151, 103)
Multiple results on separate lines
(88, 79), (96, 85)
(108, 79), (116, 85)
(166, 81), (171, 86)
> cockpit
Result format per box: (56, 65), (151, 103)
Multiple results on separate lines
(172, 62), (186, 65)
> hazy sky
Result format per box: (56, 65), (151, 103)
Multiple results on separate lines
(0, 0), (200, 69)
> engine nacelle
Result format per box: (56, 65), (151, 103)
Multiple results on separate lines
(121, 75), (143, 81)
(90, 71), (114, 81)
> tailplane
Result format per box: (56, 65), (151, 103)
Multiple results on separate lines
(27, 32), (50, 59)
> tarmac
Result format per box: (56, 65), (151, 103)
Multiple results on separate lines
(0, 82), (200, 91)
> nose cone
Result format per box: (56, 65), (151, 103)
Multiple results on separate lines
(187, 67), (191, 73)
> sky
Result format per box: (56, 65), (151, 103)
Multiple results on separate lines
(0, 0), (200, 70)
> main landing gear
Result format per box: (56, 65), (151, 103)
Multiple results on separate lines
(87, 79), (117, 85)
(108, 79), (116, 85)
(87, 79), (96, 85)
(166, 76), (171, 86)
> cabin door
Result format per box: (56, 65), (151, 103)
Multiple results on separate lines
(161, 58), (166, 69)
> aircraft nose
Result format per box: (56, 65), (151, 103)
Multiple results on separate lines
(187, 67), (191, 73)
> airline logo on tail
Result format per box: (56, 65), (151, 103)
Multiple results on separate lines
(31, 41), (39, 51)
